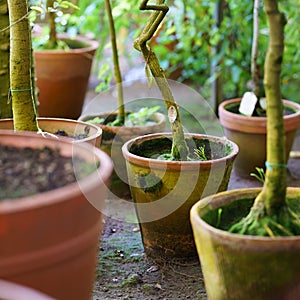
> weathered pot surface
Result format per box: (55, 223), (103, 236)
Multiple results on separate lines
(122, 133), (239, 259)
(191, 187), (300, 300)
(218, 98), (300, 177)
(0, 130), (113, 300)
(0, 117), (102, 147)
(80, 112), (166, 199)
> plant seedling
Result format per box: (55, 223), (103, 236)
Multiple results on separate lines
(194, 146), (208, 161)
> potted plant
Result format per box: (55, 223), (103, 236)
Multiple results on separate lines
(218, 0), (300, 177)
(1, 2), (113, 299)
(191, 1), (300, 298)
(0, 1), (102, 146)
(31, 0), (99, 119)
(79, 0), (166, 199)
(121, 0), (238, 259)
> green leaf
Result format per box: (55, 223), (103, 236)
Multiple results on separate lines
(30, 6), (45, 14)
(60, 1), (79, 10)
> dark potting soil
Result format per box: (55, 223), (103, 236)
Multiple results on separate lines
(225, 102), (296, 117)
(0, 145), (96, 200)
(130, 136), (231, 161)
(203, 194), (300, 236)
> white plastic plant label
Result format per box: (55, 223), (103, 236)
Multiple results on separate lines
(239, 91), (258, 116)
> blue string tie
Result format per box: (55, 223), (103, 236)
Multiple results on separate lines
(265, 161), (287, 171)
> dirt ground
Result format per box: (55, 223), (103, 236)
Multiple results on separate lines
(92, 155), (300, 300)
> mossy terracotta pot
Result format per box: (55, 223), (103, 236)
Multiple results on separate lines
(190, 187), (300, 300)
(0, 117), (102, 148)
(122, 133), (238, 259)
(80, 112), (166, 199)
(219, 98), (300, 177)
(34, 34), (99, 119)
(0, 130), (113, 300)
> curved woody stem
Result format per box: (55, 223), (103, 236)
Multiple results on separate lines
(134, 0), (189, 160)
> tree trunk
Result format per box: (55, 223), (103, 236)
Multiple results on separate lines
(258, 0), (287, 214)
(0, 0), (12, 118)
(8, 0), (38, 131)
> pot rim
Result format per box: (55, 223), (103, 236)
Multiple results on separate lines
(79, 111), (166, 130)
(190, 187), (300, 244)
(33, 33), (99, 55)
(0, 130), (113, 213)
(0, 117), (102, 145)
(219, 98), (300, 134)
(122, 132), (239, 171)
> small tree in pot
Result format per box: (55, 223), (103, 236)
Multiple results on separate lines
(191, 1), (300, 298)
(80, 0), (166, 199)
(30, 0), (99, 119)
(122, 0), (239, 259)
(0, 0), (102, 145)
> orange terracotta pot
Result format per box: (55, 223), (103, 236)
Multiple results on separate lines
(0, 130), (113, 300)
(80, 112), (166, 199)
(191, 188), (300, 300)
(219, 98), (300, 177)
(34, 34), (99, 119)
(0, 117), (102, 148)
(122, 133), (238, 259)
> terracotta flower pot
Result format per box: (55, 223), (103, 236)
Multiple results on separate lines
(34, 34), (99, 119)
(0, 130), (113, 300)
(190, 187), (300, 300)
(0, 279), (55, 300)
(122, 133), (238, 259)
(219, 98), (300, 177)
(0, 117), (102, 147)
(80, 112), (166, 199)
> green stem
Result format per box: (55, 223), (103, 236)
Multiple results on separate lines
(134, 0), (189, 160)
(47, 0), (57, 48)
(105, 0), (125, 125)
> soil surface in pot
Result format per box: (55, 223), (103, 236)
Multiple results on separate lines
(93, 154), (300, 300)
(85, 106), (161, 141)
(226, 101), (296, 117)
(0, 145), (95, 199)
(130, 136), (231, 161)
